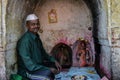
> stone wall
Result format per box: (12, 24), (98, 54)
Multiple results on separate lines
(5, 0), (39, 79)
(97, 0), (111, 79)
(1, 0), (120, 80)
(110, 0), (120, 80)
(0, 0), (7, 80)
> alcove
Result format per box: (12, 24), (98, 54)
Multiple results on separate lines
(5, 0), (111, 79)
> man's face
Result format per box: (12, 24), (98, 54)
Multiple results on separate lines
(26, 19), (40, 34)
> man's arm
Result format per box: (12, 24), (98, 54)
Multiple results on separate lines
(17, 39), (49, 72)
(39, 39), (56, 62)
(39, 41), (62, 72)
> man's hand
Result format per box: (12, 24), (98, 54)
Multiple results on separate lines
(50, 68), (59, 74)
(55, 60), (62, 72)
(50, 61), (62, 74)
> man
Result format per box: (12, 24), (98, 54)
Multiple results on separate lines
(17, 14), (61, 80)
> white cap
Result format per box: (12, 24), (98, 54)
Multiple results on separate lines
(26, 14), (38, 21)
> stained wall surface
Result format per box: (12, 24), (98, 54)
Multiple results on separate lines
(0, 0), (7, 79)
(110, 0), (120, 80)
(5, 0), (38, 79)
(0, 0), (120, 80)
(35, 0), (93, 53)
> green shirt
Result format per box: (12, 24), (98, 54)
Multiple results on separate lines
(17, 31), (55, 77)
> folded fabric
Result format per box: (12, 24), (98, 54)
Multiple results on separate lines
(55, 67), (101, 80)
(10, 74), (22, 80)
(27, 73), (50, 80)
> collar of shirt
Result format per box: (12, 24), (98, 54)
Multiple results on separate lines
(27, 31), (39, 40)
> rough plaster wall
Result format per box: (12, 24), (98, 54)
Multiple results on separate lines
(97, 0), (111, 79)
(35, 1), (112, 79)
(0, 1), (1, 46)
(100, 0), (120, 79)
(35, 0), (93, 53)
(110, 0), (120, 79)
(5, 0), (39, 79)
(0, 0), (7, 79)
(2, 0), (120, 80)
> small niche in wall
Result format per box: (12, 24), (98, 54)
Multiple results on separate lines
(48, 9), (58, 23)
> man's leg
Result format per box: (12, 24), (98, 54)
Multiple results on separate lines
(28, 69), (54, 80)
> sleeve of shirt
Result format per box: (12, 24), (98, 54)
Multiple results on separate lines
(39, 40), (56, 62)
(17, 39), (50, 72)
(42, 47), (56, 62)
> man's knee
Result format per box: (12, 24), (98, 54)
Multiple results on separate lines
(45, 70), (55, 79)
